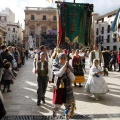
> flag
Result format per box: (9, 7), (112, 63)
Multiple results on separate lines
(111, 8), (120, 32)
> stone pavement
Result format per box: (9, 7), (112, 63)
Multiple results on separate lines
(2, 58), (120, 120)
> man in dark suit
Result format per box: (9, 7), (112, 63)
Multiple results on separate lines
(102, 48), (111, 70)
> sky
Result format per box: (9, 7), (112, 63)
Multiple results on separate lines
(0, 0), (120, 29)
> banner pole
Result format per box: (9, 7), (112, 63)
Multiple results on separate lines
(74, 0), (75, 3)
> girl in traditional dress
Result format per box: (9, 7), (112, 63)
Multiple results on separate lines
(72, 49), (84, 87)
(52, 53), (76, 120)
(2, 62), (16, 92)
(85, 59), (109, 100)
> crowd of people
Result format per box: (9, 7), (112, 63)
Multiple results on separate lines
(0, 45), (29, 119)
(0, 43), (120, 120)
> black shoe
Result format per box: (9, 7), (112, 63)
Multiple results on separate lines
(79, 84), (83, 87)
(2, 89), (5, 93)
(7, 90), (12, 92)
(43, 100), (45, 104)
(37, 100), (41, 106)
(42, 98), (45, 104)
(37, 102), (41, 106)
(74, 83), (77, 86)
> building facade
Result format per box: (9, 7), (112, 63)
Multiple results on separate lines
(93, 9), (120, 51)
(24, 7), (57, 49)
(6, 22), (23, 46)
(0, 23), (6, 45)
(0, 8), (23, 47)
(0, 8), (15, 26)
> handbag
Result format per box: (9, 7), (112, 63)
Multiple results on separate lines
(10, 80), (14, 84)
(18, 59), (21, 64)
(13, 61), (17, 68)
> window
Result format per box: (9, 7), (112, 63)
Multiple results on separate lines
(8, 27), (10, 31)
(113, 46), (117, 50)
(101, 27), (104, 34)
(96, 37), (99, 43)
(108, 13), (116, 18)
(113, 38), (117, 42)
(102, 18), (104, 22)
(107, 35), (110, 43)
(43, 15), (46, 20)
(13, 28), (15, 32)
(53, 16), (56, 21)
(97, 20), (98, 24)
(107, 25), (110, 33)
(96, 28), (98, 35)
(30, 29), (35, 35)
(102, 36), (104, 43)
(107, 46), (110, 50)
(113, 34), (117, 42)
(31, 15), (34, 20)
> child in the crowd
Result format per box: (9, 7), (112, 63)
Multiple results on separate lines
(36, 52), (48, 106)
(52, 53), (76, 120)
(2, 62), (16, 92)
(85, 59), (109, 100)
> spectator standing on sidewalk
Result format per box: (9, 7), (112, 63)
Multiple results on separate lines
(0, 48), (4, 90)
(2, 62), (16, 92)
(109, 51), (117, 71)
(25, 50), (29, 60)
(102, 48), (111, 70)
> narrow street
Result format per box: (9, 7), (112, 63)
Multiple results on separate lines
(2, 58), (120, 120)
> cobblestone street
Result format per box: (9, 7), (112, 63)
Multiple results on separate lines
(2, 58), (120, 120)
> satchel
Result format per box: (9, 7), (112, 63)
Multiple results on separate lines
(18, 59), (21, 64)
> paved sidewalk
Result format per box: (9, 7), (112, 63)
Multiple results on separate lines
(2, 59), (120, 120)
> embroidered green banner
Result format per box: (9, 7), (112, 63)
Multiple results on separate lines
(64, 3), (93, 45)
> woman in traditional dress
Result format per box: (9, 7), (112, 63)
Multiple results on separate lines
(85, 59), (109, 100)
(52, 53), (76, 120)
(72, 49), (84, 87)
